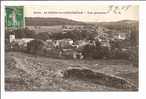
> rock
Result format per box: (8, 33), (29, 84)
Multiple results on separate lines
(55, 70), (64, 78)
(63, 66), (137, 90)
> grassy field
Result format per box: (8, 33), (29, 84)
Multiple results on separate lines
(5, 51), (138, 91)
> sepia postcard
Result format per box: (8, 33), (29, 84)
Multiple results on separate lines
(3, 4), (139, 92)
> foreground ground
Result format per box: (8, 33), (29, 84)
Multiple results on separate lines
(5, 51), (138, 91)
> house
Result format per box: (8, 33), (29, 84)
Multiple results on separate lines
(100, 40), (111, 48)
(25, 25), (63, 33)
(14, 38), (34, 48)
(10, 35), (34, 49)
(9, 34), (15, 43)
(62, 25), (85, 32)
(112, 32), (131, 40)
(48, 39), (74, 49)
(96, 26), (110, 34)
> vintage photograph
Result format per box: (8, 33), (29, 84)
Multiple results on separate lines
(5, 5), (138, 91)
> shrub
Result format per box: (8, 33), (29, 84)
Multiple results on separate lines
(110, 49), (130, 59)
(129, 47), (138, 67)
(27, 39), (45, 55)
(34, 32), (50, 41)
(5, 39), (11, 51)
(81, 40), (110, 59)
(6, 28), (36, 39)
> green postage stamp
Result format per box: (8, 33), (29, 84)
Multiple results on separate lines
(5, 6), (24, 29)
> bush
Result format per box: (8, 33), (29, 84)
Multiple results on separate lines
(110, 49), (130, 59)
(6, 28), (36, 39)
(34, 32), (50, 41)
(81, 40), (110, 59)
(109, 40), (131, 59)
(27, 39), (45, 55)
(50, 30), (96, 41)
(5, 39), (11, 51)
(129, 47), (138, 67)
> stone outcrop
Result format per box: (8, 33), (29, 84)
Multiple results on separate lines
(63, 66), (137, 90)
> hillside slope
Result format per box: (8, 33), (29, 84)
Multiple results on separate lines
(25, 17), (86, 26)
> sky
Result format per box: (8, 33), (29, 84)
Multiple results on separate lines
(24, 5), (138, 22)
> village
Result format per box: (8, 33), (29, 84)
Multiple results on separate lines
(6, 23), (132, 61)
(5, 18), (139, 91)
(5, 25), (138, 90)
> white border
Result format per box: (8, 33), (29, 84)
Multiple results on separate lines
(1, 1), (146, 99)
(0, 1), (144, 5)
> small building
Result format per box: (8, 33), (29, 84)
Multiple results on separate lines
(25, 25), (63, 33)
(112, 32), (131, 40)
(10, 35), (34, 49)
(62, 25), (85, 32)
(9, 34), (15, 43)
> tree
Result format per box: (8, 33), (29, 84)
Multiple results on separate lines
(34, 32), (50, 41)
(13, 28), (36, 38)
(27, 39), (45, 54)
